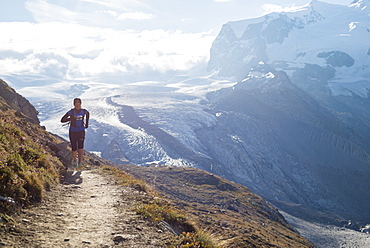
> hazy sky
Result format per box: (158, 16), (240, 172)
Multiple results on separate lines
(0, 0), (353, 86)
(1, 0), (352, 32)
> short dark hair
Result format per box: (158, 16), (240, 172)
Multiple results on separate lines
(73, 98), (82, 104)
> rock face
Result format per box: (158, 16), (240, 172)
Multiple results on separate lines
(0, 79), (39, 124)
(200, 64), (370, 223)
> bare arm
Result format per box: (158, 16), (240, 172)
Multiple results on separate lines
(61, 112), (70, 123)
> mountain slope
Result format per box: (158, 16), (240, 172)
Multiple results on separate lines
(125, 164), (314, 247)
(201, 65), (370, 223)
(0, 79), (39, 124)
(0, 79), (63, 210)
(204, 0), (370, 224)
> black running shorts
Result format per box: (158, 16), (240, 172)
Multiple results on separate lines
(69, 130), (85, 151)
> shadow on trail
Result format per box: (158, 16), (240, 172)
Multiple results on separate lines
(61, 170), (83, 185)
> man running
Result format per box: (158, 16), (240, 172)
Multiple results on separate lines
(61, 98), (90, 169)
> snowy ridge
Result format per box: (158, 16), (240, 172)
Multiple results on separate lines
(209, 0), (370, 97)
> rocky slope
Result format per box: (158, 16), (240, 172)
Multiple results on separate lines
(0, 79), (39, 124)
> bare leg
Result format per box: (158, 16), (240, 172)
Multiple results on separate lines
(77, 148), (84, 163)
(72, 151), (77, 161)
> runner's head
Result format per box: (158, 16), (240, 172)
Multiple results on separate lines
(74, 98), (82, 110)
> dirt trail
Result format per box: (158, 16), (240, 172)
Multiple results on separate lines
(1, 169), (171, 247)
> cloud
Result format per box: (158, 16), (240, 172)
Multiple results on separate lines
(98, 10), (119, 17)
(96, 10), (154, 22)
(117, 11), (153, 20)
(0, 22), (215, 84)
(214, 0), (233, 2)
(80, 0), (147, 11)
(25, 0), (153, 28)
(25, 0), (79, 23)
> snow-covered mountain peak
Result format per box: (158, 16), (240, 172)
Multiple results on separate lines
(208, 0), (370, 98)
(307, 0), (345, 15)
(307, 0), (332, 9)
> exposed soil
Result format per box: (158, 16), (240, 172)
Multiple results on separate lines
(0, 168), (173, 247)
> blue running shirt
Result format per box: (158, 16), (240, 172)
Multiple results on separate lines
(68, 109), (88, 132)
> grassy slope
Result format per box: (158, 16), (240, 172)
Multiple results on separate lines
(0, 99), (63, 212)
(122, 165), (314, 247)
